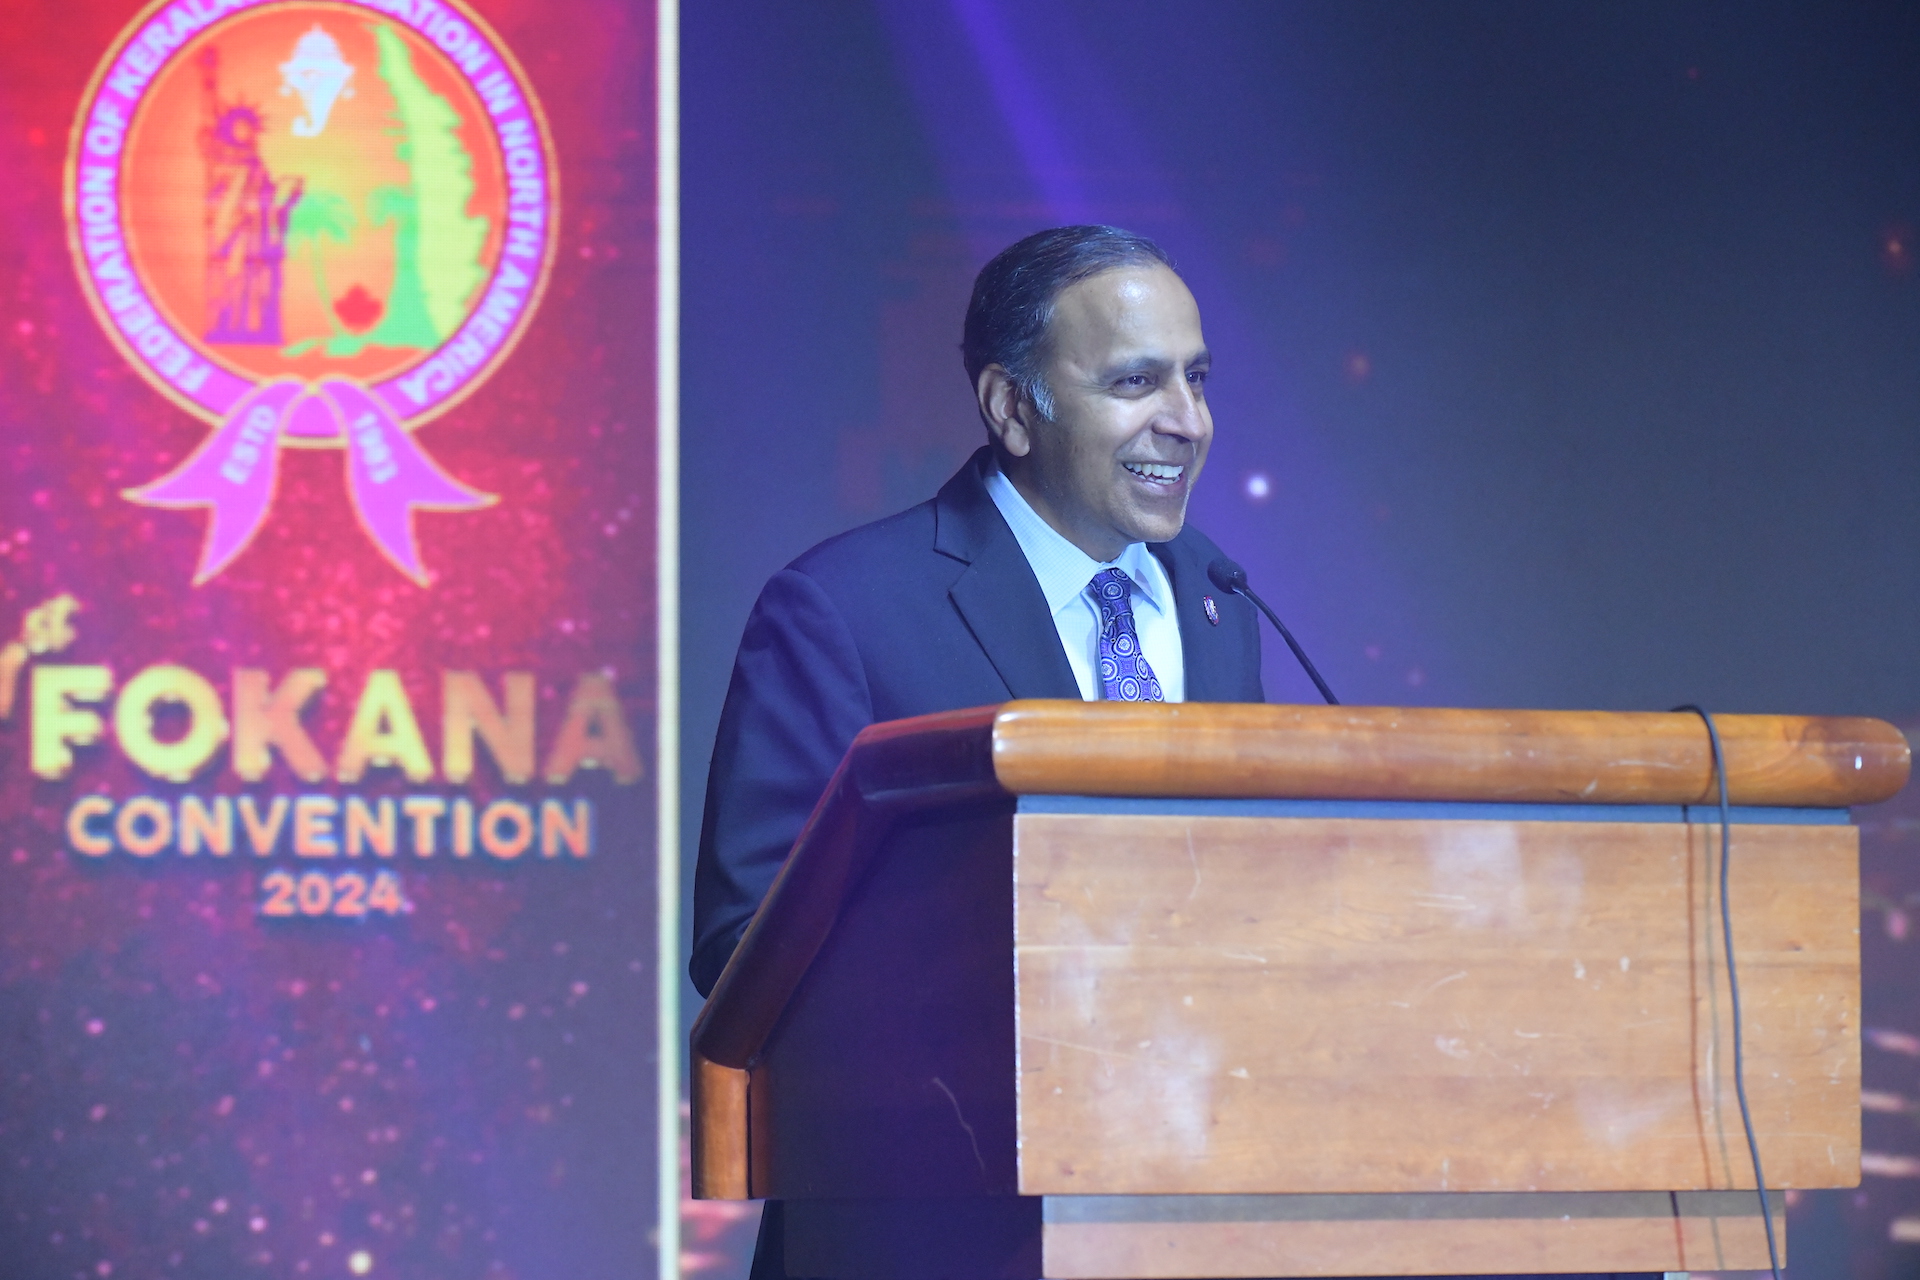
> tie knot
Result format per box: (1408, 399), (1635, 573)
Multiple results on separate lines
(1089, 567), (1137, 620)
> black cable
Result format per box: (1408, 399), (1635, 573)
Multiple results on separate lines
(1205, 559), (1339, 705)
(1674, 703), (1783, 1280)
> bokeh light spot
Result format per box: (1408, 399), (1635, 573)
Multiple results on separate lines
(348, 1250), (373, 1276)
(1243, 472), (1271, 502)
(1882, 224), (1912, 275)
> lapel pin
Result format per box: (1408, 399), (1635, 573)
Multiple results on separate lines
(1202, 595), (1220, 625)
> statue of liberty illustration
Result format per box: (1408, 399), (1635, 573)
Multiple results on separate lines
(199, 47), (303, 346)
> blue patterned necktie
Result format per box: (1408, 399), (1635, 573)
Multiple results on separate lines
(1089, 567), (1165, 702)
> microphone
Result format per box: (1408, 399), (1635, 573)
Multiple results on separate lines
(1207, 558), (1339, 705)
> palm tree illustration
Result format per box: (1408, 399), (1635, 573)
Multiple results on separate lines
(281, 188), (357, 357)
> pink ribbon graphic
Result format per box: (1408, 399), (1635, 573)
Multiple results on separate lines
(125, 379), (493, 585)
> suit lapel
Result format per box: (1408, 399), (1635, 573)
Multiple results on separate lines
(1152, 536), (1227, 703)
(935, 450), (1081, 700)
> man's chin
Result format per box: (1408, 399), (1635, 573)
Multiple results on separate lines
(1114, 471), (1198, 543)
(1118, 506), (1189, 547)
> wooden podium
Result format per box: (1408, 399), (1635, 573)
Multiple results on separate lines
(690, 702), (1910, 1278)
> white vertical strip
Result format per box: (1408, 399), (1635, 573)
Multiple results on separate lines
(654, 0), (682, 1276)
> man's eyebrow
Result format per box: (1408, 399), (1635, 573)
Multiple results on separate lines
(1098, 354), (1177, 380)
(1095, 348), (1212, 382)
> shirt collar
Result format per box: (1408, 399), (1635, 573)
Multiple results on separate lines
(984, 465), (1170, 618)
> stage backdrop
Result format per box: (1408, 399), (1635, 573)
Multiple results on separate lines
(680, 2), (1920, 1276)
(0, 0), (673, 1277)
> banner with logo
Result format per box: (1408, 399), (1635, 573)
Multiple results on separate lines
(0, 0), (671, 1275)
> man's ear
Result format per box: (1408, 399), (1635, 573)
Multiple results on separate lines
(975, 365), (1035, 458)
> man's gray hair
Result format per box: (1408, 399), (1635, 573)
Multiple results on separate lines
(962, 225), (1174, 422)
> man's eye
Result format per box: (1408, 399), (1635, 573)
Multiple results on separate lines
(1187, 369), (1209, 384)
(1121, 374), (1152, 389)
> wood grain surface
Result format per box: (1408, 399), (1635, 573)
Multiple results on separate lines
(690, 1052), (749, 1200)
(1015, 812), (1859, 1195)
(1040, 1190), (1781, 1277)
(991, 701), (1909, 807)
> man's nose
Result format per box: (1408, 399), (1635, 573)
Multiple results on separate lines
(1154, 379), (1208, 439)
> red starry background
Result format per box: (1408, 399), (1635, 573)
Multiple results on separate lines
(0, 0), (663, 1277)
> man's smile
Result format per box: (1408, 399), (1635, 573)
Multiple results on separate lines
(1122, 461), (1185, 485)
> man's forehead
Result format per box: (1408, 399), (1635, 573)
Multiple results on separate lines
(1048, 265), (1206, 362)
(1054, 262), (1192, 312)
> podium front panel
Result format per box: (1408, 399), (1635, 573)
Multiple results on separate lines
(1012, 797), (1858, 1197)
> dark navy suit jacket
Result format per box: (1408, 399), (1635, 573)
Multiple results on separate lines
(689, 448), (1264, 996)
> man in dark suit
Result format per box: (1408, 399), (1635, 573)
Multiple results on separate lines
(691, 225), (1262, 997)
(692, 227), (1663, 1280)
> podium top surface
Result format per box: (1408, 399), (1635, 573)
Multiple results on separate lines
(856, 701), (1909, 809)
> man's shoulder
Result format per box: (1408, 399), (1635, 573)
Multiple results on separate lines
(784, 496), (943, 588)
(781, 448), (994, 591)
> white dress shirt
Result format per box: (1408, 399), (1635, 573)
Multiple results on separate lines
(984, 466), (1185, 702)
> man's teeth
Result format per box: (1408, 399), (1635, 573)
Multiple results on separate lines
(1124, 462), (1184, 483)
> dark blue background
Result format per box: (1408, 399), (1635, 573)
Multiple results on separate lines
(681, 4), (1920, 1275)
